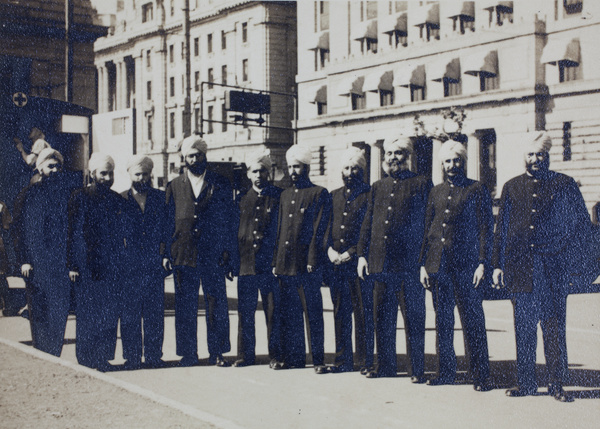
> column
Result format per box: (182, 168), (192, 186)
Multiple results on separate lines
(97, 66), (104, 113)
(368, 139), (383, 184)
(431, 138), (444, 185)
(466, 133), (480, 181)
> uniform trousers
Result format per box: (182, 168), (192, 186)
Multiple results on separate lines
(372, 271), (425, 377)
(328, 264), (373, 369)
(121, 273), (165, 363)
(237, 273), (281, 363)
(279, 273), (324, 367)
(75, 276), (120, 367)
(430, 257), (489, 382)
(512, 253), (569, 390)
(173, 264), (231, 359)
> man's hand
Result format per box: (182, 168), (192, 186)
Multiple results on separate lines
(69, 271), (79, 282)
(472, 264), (485, 288)
(420, 266), (430, 289)
(492, 269), (505, 289)
(339, 251), (352, 264)
(327, 247), (341, 265)
(272, 267), (277, 277)
(162, 258), (172, 271)
(21, 264), (33, 278)
(357, 257), (369, 280)
(307, 265), (314, 273)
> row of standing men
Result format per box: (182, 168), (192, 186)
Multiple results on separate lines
(15, 131), (592, 403)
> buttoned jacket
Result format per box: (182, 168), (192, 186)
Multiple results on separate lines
(273, 179), (331, 276)
(419, 176), (493, 274)
(492, 171), (589, 293)
(358, 171), (432, 274)
(165, 169), (235, 268)
(327, 182), (370, 258)
(236, 185), (282, 276)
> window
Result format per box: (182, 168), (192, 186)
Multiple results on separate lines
(193, 71), (199, 92)
(242, 22), (248, 43)
(479, 130), (497, 197)
(181, 42), (185, 60)
(112, 117), (126, 135)
(315, 48), (330, 71)
(418, 23), (439, 42)
(146, 81), (152, 100)
(181, 74), (184, 95)
(170, 0), (175, 16)
(142, 3), (153, 23)
(194, 37), (199, 56)
(393, 1), (408, 13)
(147, 113), (153, 141)
(169, 44), (174, 63)
(207, 106), (214, 134)
(564, 0), (583, 15)
(146, 50), (151, 69)
(208, 68), (214, 89)
(443, 78), (461, 97)
(221, 103), (227, 132)
(479, 72), (499, 92)
(389, 31), (407, 48)
(221, 30), (227, 50)
(221, 65), (227, 85)
(451, 16), (475, 34)
(207, 33), (213, 54)
(317, 102), (327, 115)
(194, 108), (199, 132)
(559, 60), (579, 82)
(169, 112), (175, 138)
(242, 59), (248, 81)
(487, 4), (513, 26)
(361, 39), (378, 54)
(169, 76), (175, 97)
(319, 146), (326, 175)
(563, 122), (572, 161)
(351, 93), (366, 110)
(319, 1), (330, 31)
(410, 85), (425, 102)
(366, 1), (378, 19)
(379, 90), (393, 106)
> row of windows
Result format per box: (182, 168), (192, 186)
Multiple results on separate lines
(159, 103), (232, 142)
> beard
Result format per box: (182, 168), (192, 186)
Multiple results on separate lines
(187, 161), (207, 176)
(132, 180), (151, 193)
(95, 180), (113, 191)
(342, 173), (363, 189)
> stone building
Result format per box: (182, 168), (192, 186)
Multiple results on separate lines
(296, 0), (600, 212)
(94, 0), (297, 188)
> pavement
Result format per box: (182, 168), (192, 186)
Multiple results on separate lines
(0, 275), (599, 429)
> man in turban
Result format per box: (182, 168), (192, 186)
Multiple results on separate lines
(419, 140), (493, 391)
(67, 153), (124, 371)
(272, 145), (331, 373)
(321, 147), (372, 374)
(233, 150), (282, 367)
(357, 136), (431, 381)
(165, 135), (235, 367)
(493, 131), (590, 402)
(19, 148), (74, 356)
(120, 155), (169, 369)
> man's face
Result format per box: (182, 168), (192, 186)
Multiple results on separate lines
(288, 162), (308, 183)
(342, 165), (363, 188)
(442, 156), (464, 178)
(247, 163), (269, 190)
(524, 150), (550, 175)
(93, 167), (115, 189)
(129, 169), (152, 193)
(185, 149), (207, 176)
(384, 147), (410, 176)
(39, 160), (62, 179)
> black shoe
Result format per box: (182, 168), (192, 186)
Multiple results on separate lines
(272, 361), (304, 370)
(269, 359), (279, 369)
(328, 365), (353, 374)
(548, 383), (573, 403)
(473, 379), (493, 392)
(427, 376), (454, 386)
(314, 365), (328, 374)
(365, 370), (395, 379)
(145, 359), (167, 369)
(410, 375), (427, 384)
(233, 359), (254, 367)
(96, 361), (114, 373)
(505, 386), (537, 397)
(209, 355), (231, 367)
(178, 356), (200, 367)
(123, 360), (142, 370)
(360, 366), (373, 376)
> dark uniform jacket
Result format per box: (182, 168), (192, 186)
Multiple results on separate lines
(358, 171), (432, 274)
(327, 182), (370, 257)
(419, 176), (493, 274)
(236, 185), (282, 276)
(67, 184), (125, 281)
(165, 169), (235, 268)
(121, 187), (169, 277)
(492, 171), (589, 293)
(273, 179), (331, 276)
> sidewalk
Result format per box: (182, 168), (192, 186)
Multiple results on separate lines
(0, 277), (599, 428)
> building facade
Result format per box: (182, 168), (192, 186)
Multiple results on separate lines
(94, 0), (297, 188)
(296, 0), (600, 212)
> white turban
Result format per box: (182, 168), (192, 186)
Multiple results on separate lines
(383, 135), (413, 154)
(340, 147), (366, 171)
(88, 152), (115, 173)
(127, 155), (154, 173)
(36, 148), (63, 171)
(181, 135), (208, 157)
(524, 131), (552, 153)
(246, 149), (272, 171)
(286, 145), (312, 166)
(439, 140), (467, 162)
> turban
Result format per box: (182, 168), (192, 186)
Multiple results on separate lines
(246, 149), (272, 171)
(524, 131), (552, 153)
(36, 148), (63, 171)
(181, 135), (208, 157)
(127, 155), (154, 173)
(286, 145), (312, 166)
(439, 140), (467, 162)
(340, 147), (367, 171)
(383, 135), (413, 154)
(88, 152), (115, 173)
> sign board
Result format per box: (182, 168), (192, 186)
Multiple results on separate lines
(225, 90), (270, 115)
